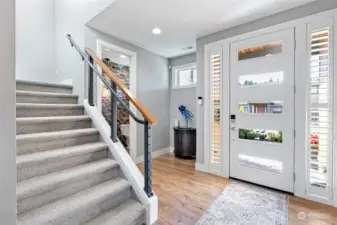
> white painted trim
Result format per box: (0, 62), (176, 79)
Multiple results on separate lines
(136, 147), (174, 163)
(84, 100), (158, 224)
(96, 39), (138, 163)
(222, 42), (230, 179)
(334, 16), (337, 208)
(195, 162), (209, 173)
(172, 62), (196, 70)
(59, 79), (73, 86)
(204, 8), (337, 206)
(208, 8), (337, 47)
(294, 23), (307, 202)
(172, 85), (196, 90)
(203, 45), (211, 174)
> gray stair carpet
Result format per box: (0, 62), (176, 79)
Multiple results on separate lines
(16, 80), (145, 225)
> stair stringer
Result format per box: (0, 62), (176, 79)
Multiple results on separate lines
(84, 100), (158, 225)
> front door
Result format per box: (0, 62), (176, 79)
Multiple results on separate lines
(230, 28), (295, 192)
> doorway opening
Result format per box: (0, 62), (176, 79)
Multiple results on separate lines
(96, 40), (138, 162)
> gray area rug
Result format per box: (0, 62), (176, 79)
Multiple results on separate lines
(197, 181), (288, 225)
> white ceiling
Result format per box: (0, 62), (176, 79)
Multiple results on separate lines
(102, 48), (130, 66)
(88, 0), (317, 58)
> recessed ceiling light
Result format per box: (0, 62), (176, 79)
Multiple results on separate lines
(182, 46), (193, 51)
(120, 54), (127, 59)
(152, 27), (161, 35)
(104, 48), (111, 51)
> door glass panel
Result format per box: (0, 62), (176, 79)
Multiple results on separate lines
(238, 128), (283, 143)
(238, 154), (283, 174)
(238, 101), (283, 114)
(239, 71), (283, 87)
(238, 41), (282, 61)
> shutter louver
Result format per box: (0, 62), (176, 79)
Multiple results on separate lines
(308, 28), (331, 191)
(211, 54), (221, 165)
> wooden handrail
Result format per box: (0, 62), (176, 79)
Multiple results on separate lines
(86, 48), (158, 125)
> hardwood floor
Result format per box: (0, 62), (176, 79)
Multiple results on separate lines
(138, 153), (337, 225)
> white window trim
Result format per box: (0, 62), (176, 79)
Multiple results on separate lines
(172, 63), (197, 89)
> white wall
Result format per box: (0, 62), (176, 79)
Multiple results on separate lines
(54, 0), (116, 102)
(0, 0), (16, 223)
(16, 0), (56, 82)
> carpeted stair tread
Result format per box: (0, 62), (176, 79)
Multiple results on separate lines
(17, 142), (108, 167)
(16, 103), (84, 118)
(16, 80), (73, 89)
(16, 128), (98, 141)
(17, 178), (132, 225)
(83, 199), (145, 225)
(16, 103), (84, 109)
(17, 159), (119, 200)
(16, 115), (91, 124)
(16, 90), (78, 98)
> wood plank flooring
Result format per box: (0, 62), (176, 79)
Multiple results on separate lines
(138, 153), (337, 225)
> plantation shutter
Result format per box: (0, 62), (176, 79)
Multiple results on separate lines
(209, 51), (222, 174)
(307, 20), (333, 200)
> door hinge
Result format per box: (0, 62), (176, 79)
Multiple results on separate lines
(294, 85), (296, 94)
(294, 40), (296, 50)
(293, 173), (296, 182)
(294, 129), (296, 137)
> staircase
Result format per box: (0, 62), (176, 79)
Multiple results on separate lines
(16, 80), (146, 225)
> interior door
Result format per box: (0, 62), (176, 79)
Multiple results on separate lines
(230, 28), (295, 192)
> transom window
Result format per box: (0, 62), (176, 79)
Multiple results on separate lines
(172, 63), (197, 88)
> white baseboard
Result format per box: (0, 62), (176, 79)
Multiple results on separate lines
(137, 147), (174, 163)
(84, 100), (158, 224)
(195, 162), (209, 173)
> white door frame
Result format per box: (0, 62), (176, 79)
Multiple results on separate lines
(96, 39), (138, 162)
(204, 8), (337, 207)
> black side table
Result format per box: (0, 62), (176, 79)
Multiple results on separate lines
(173, 127), (196, 159)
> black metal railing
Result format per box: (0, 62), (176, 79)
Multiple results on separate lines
(66, 34), (153, 198)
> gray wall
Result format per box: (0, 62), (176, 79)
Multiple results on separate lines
(0, 0), (16, 223)
(54, 0), (116, 102)
(169, 53), (196, 147)
(85, 27), (170, 156)
(16, 0), (56, 82)
(196, 0), (337, 163)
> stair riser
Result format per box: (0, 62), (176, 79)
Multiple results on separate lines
(18, 150), (108, 182)
(17, 95), (78, 104)
(17, 83), (72, 94)
(17, 134), (99, 155)
(134, 213), (146, 225)
(18, 168), (118, 215)
(61, 189), (131, 225)
(17, 120), (91, 135)
(17, 107), (84, 117)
